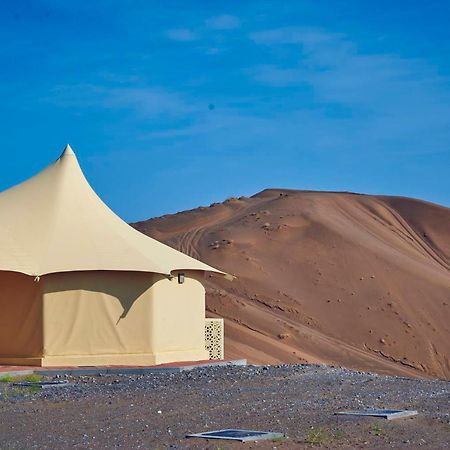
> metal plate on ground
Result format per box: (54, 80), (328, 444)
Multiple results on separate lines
(13, 380), (71, 389)
(336, 409), (418, 420)
(186, 429), (284, 442)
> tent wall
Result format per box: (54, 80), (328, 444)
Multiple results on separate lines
(38, 271), (208, 366)
(0, 272), (43, 365)
(149, 271), (209, 363)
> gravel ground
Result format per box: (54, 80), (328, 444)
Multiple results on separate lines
(0, 364), (449, 449)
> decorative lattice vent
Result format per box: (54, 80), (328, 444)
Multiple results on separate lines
(205, 318), (224, 360)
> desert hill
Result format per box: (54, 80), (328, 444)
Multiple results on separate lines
(133, 189), (450, 379)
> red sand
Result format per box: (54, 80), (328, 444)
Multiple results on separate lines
(134, 189), (450, 380)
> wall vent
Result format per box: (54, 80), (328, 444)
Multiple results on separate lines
(205, 318), (224, 360)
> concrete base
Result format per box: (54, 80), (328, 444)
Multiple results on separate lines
(0, 359), (247, 377)
(0, 349), (210, 367)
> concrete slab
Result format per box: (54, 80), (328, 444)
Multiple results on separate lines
(0, 359), (247, 378)
(0, 369), (34, 378)
(12, 380), (73, 389)
(336, 409), (418, 420)
(187, 429), (284, 442)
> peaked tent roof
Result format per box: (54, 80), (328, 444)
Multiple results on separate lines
(0, 145), (225, 278)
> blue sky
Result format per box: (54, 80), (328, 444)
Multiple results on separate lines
(1, 0), (449, 221)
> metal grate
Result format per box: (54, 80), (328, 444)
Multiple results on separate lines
(336, 409), (418, 420)
(187, 429), (284, 442)
(205, 318), (224, 360)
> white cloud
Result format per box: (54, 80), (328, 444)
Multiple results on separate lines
(249, 64), (306, 87)
(44, 84), (196, 117)
(165, 28), (198, 42)
(103, 87), (196, 116)
(251, 27), (343, 47)
(205, 14), (240, 30)
(249, 26), (450, 153)
(44, 25), (450, 161)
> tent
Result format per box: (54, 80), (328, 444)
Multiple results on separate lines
(0, 145), (226, 366)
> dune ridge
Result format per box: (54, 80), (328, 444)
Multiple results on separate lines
(133, 189), (450, 379)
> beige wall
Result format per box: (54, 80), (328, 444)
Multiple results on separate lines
(0, 270), (209, 366)
(0, 272), (43, 359)
(39, 270), (208, 366)
(150, 271), (207, 357)
(42, 271), (155, 357)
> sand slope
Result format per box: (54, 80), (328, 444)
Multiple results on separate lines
(133, 190), (450, 379)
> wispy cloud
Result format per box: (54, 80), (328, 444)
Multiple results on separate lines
(44, 84), (196, 117)
(205, 14), (240, 30)
(251, 27), (344, 47)
(249, 64), (305, 87)
(249, 26), (450, 154)
(103, 87), (196, 116)
(165, 28), (198, 42)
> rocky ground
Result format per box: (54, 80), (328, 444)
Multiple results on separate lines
(0, 364), (449, 449)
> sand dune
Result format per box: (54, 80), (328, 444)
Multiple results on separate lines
(133, 190), (450, 379)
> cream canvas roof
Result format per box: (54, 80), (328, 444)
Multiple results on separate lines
(0, 145), (225, 278)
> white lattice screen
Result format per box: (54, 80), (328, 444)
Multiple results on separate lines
(205, 318), (224, 360)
